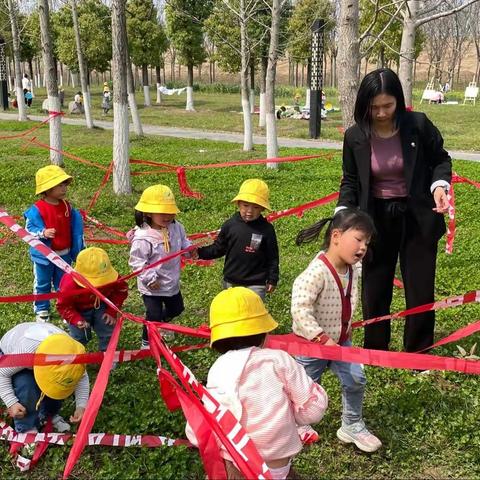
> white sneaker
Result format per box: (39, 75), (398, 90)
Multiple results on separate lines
(35, 310), (50, 323)
(337, 420), (382, 453)
(141, 340), (150, 350)
(52, 414), (70, 433)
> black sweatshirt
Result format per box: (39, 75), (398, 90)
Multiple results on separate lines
(198, 212), (279, 286)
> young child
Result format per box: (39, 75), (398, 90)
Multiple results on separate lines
(128, 184), (192, 348)
(197, 179), (279, 300)
(0, 322), (89, 434)
(187, 287), (328, 479)
(57, 247), (128, 352)
(24, 165), (85, 323)
(102, 83), (111, 115)
(291, 208), (382, 453)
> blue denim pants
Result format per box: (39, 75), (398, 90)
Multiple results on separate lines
(67, 303), (113, 352)
(296, 340), (366, 425)
(33, 253), (72, 313)
(10, 369), (62, 432)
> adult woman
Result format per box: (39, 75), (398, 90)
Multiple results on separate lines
(337, 68), (451, 352)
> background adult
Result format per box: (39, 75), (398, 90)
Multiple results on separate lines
(22, 74), (32, 107)
(337, 68), (451, 352)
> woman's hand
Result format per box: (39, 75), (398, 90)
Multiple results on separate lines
(432, 187), (449, 214)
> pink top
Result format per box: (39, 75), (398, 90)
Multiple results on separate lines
(186, 348), (328, 462)
(226, 348), (327, 461)
(370, 132), (407, 198)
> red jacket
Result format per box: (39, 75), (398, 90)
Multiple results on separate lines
(57, 273), (128, 325)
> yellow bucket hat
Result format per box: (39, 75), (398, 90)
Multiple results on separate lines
(209, 287), (278, 346)
(232, 179), (271, 210)
(35, 165), (72, 195)
(74, 247), (118, 287)
(135, 184), (180, 214)
(34, 334), (86, 400)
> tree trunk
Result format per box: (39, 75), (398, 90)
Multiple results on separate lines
(398, 0), (417, 107)
(186, 64), (194, 111)
(71, 0), (94, 128)
(259, 56), (267, 128)
(239, 0), (253, 151)
(111, 0), (131, 194)
(250, 61), (255, 114)
(156, 65), (161, 104)
(38, 0), (62, 165)
(337, 0), (360, 129)
(8, 0), (27, 121)
(127, 56), (144, 136)
(142, 64), (151, 106)
(265, 0), (281, 168)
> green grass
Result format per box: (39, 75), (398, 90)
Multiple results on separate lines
(0, 119), (480, 478)
(22, 84), (480, 152)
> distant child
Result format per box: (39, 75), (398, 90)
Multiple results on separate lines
(197, 179), (279, 300)
(291, 208), (381, 453)
(102, 83), (111, 115)
(128, 185), (192, 348)
(187, 287), (328, 479)
(24, 165), (85, 323)
(0, 322), (89, 434)
(57, 247), (128, 352)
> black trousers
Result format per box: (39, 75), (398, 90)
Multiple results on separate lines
(141, 292), (184, 342)
(362, 198), (438, 352)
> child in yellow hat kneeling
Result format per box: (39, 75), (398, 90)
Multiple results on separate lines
(186, 287), (328, 479)
(57, 247), (128, 352)
(0, 322), (89, 434)
(197, 179), (279, 300)
(24, 165), (85, 323)
(128, 185), (193, 348)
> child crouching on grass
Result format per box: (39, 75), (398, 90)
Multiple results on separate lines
(187, 287), (328, 479)
(57, 247), (128, 352)
(291, 208), (382, 453)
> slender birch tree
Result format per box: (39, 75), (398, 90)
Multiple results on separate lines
(71, 0), (94, 128)
(8, 0), (27, 121)
(38, 0), (62, 165)
(111, 0), (131, 193)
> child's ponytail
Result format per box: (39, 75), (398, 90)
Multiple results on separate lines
(295, 217), (334, 245)
(296, 208), (375, 249)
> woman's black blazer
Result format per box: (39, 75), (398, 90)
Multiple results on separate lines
(338, 111), (452, 241)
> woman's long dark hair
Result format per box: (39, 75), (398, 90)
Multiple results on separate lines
(296, 208), (375, 249)
(354, 68), (406, 137)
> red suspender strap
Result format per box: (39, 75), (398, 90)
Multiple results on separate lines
(318, 254), (353, 344)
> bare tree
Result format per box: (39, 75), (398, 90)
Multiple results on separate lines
(265, 0), (288, 168)
(398, 0), (480, 106)
(127, 54), (144, 136)
(470, 3), (480, 81)
(111, 0), (131, 194)
(337, 0), (360, 129)
(38, 0), (62, 165)
(71, 0), (94, 128)
(7, 0), (28, 121)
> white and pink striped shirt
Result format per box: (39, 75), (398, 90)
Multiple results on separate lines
(188, 347), (328, 462)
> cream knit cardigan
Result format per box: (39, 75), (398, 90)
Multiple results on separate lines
(291, 252), (361, 342)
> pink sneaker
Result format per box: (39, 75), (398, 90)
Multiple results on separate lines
(297, 424), (320, 444)
(336, 421), (382, 453)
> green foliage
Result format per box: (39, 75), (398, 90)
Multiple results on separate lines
(19, 12), (40, 63)
(0, 118), (480, 478)
(53, 0), (112, 73)
(165, 0), (213, 68)
(127, 0), (168, 69)
(287, 0), (334, 63)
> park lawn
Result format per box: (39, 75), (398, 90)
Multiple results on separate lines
(24, 85), (480, 152)
(0, 119), (480, 478)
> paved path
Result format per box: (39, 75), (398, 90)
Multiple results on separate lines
(1, 112), (479, 162)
